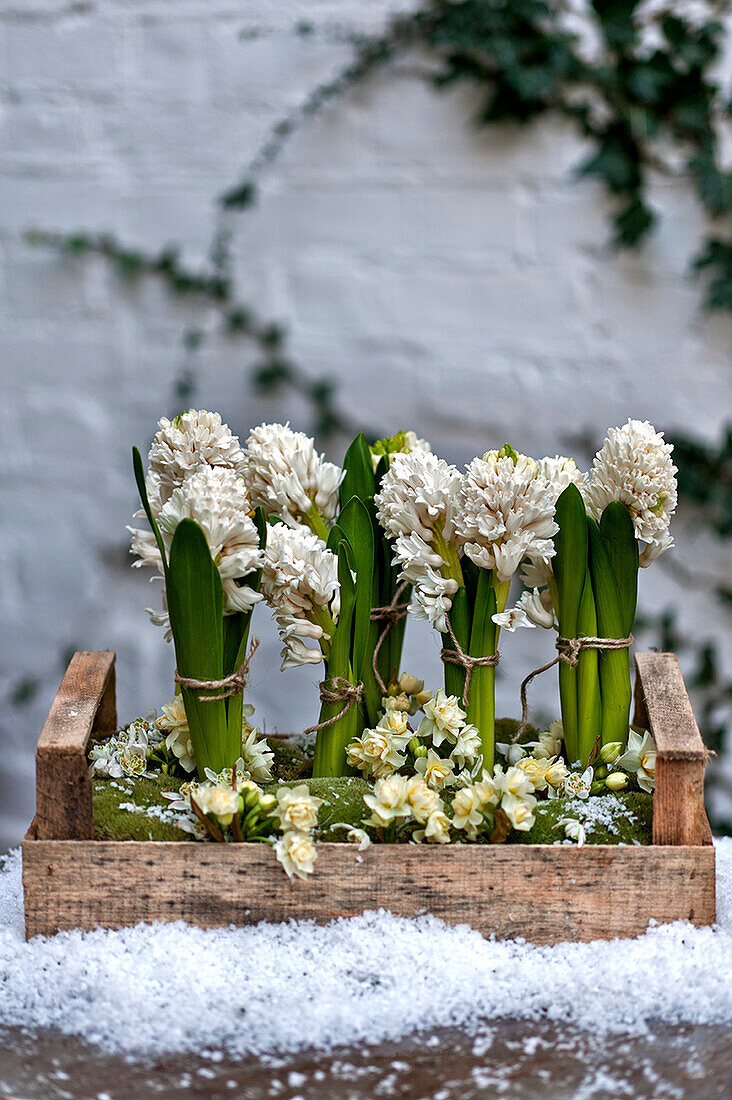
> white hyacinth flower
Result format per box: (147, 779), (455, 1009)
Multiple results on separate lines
(146, 409), (247, 513)
(515, 587), (556, 630)
(616, 728), (656, 792)
(260, 522), (339, 669)
(131, 466), (263, 622)
(375, 450), (462, 544)
(492, 606), (536, 632)
(455, 449), (558, 585)
(243, 422), (343, 532)
(585, 419), (677, 566)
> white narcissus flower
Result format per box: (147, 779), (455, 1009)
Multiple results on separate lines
(455, 450), (559, 584)
(405, 776), (443, 824)
(527, 720), (564, 760)
(492, 606), (536, 632)
(414, 749), (457, 791)
(244, 422), (343, 530)
(585, 419), (677, 566)
(260, 523), (339, 670)
(276, 784), (324, 834)
(515, 587), (556, 630)
(617, 728), (656, 792)
(332, 823), (372, 850)
(516, 755), (552, 792)
(450, 786), (485, 839)
(557, 817), (586, 846)
(450, 723), (481, 770)
(363, 774), (412, 828)
(500, 791), (537, 831)
(545, 757), (569, 791)
(146, 409), (247, 513)
(495, 741), (527, 766)
(565, 766), (594, 800)
(275, 830), (318, 880)
(240, 726), (274, 782)
(417, 689), (467, 748)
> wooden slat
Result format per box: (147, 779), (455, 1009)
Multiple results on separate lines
(634, 653), (708, 847)
(22, 839), (715, 943)
(34, 651), (116, 841)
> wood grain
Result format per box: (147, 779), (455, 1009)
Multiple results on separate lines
(634, 653), (708, 846)
(22, 839), (716, 943)
(33, 651), (116, 841)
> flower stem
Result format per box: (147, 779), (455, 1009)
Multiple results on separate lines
(466, 570), (497, 773)
(305, 502), (330, 543)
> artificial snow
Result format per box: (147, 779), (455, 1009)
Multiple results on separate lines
(564, 793), (636, 835)
(0, 839), (731, 1060)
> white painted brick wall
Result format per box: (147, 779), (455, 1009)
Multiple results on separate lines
(1, 0), (730, 849)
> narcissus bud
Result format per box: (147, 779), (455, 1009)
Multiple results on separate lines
(605, 772), (628, 791)
(600, 741), (623, 764)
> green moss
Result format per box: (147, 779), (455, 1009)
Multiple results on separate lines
(495, 716), (539, 744)
(93, 773), (191, 841)
(270, 737), (311, 781)
(509, 791), (653, 846)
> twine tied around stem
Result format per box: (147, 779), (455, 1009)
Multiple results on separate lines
(302, 677), (364, 736)
(440, 618), (500, 708)
(175, 636), (260, 702)
(370, 581), (411, 695)
(513, 633), (634, 742)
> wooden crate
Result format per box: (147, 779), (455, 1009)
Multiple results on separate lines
(22, 651), (715, 944)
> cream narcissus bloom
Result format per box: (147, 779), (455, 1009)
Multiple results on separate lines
(405, 775), (443, 823)
(500, 791), (537, 831)
(528, 720), (564, 760)
(191, 783), (242, 826)
(417, 689), (467, 748)
(585, 419), (677, 566)
(275, 784), (324, 833)
(131, 466), (264, 621)
(243, 422), (343, 530)
(363, 774), (412, 828)
(275, 830), (318, 880)
(617, 728), (656, 792)
(375, 450), (463, 632)
(493, 763), (537, 799)
(416, 810), (452, 844)
(450, 772), (500, 839)
(415, 748), (457, 790)
(347, 728), (408, 779)
(260, 523), (339, 669)
(455, 448), (559, 584)
(146, 409), (247, 513)
(155, 696), (196, 774)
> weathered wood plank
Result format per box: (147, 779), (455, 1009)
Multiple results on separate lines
(22, 839), (716, 944)
(635, 653), (708, 846)
(34, 651), (116, 841)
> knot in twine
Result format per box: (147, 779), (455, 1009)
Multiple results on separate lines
(370, 581), (411, 695)
(513, 633), (634, 742)
(303, 677), (364, 736)
(175, 636), (260, 702)
(440, 619), (500, 707)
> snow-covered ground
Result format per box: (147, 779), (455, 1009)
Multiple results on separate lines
(1, 838), (731, 1063)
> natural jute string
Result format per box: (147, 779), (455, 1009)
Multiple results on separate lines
(440, 618), (500, 707)
(303, 676), (364, 735)
(513, 633), (634, 741)
(370, 581), (411, 695)
(175, 636), (260, 702)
